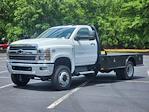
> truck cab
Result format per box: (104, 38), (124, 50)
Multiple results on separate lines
(7, 25), (143, 90)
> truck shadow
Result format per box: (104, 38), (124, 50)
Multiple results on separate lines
(13, 75), (87, 91)
(85, 74), (145, 87)
(13, 74), (145, 91)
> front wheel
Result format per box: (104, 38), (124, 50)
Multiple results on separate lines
(116, 61), (134, 80)
(11, 74), (30, 86)
(51, 65), (72, 90)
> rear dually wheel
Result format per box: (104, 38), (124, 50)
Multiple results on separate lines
(116, 61), (134, 80)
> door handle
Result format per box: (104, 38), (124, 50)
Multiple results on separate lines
(90, 43), (95, 46)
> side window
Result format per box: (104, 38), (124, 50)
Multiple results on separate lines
(77, 28), (90, 37)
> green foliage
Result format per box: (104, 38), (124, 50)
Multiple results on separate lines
(0, 0), (149, 48)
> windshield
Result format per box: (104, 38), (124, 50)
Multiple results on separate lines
(37, 27), (75, 39)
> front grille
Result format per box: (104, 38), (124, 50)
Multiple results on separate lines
(9, 56), (36, 60)
(10, 45), (37, 50)
(12, 66), (32, 71)
(8, 45), (37, 61)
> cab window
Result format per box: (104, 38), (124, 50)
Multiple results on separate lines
(77, 28), (90, 37)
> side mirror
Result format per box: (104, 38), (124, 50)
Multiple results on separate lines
(90, 31), (96, 37)
(75, 31), (96, 41)
(75, 35), (83, 41)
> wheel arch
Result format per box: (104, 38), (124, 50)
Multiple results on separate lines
(54, 57), (73, 73)
(126, 57), (136, 66)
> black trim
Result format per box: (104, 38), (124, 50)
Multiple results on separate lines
(75, 64), (95, 68)
(10, 45), (37, 50)
(75, 64), (96, 72)
(11, 62), (54, 64)
(12, 66), (32, 71)
(90, 25), (101, 69)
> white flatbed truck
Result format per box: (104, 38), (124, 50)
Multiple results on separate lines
(7, 25), (143, 90)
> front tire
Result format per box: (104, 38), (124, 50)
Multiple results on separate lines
(11, 74), (30, 86)
(116, 61), (134, 80)
(51, 65), (72, 90)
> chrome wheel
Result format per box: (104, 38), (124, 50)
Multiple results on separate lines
(126, 63), (134, 77)
(116, 61), (134, 80)
(52, 65), (71, 90)
(58, 71), (70, 87)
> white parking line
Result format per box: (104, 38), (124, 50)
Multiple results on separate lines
(0, 83), (13, 89)
(125, 80), (149, 83)
(47, 81), (89, 109)
(0, 77), (9, 79)
(147, 71), (149, 76)
(0, 70), (8, 74)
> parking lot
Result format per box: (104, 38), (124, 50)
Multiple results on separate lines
(0, 53), (149, 112)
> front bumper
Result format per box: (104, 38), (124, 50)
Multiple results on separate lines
(7, 62), (54, 77)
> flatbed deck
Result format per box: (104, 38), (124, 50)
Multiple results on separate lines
(99, 53), (143, 70)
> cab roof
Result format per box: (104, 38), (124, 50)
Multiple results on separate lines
(52, 25), (90, 28)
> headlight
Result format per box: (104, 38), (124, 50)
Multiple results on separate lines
(37, 48), (51, 61)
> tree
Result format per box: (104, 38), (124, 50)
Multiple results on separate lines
(0, 0), (148, 48)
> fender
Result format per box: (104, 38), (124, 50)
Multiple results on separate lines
(52, 54), (75, 73)
(125, 56), (136, 66)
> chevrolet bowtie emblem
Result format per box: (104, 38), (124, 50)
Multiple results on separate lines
(17, 49), (23, 54)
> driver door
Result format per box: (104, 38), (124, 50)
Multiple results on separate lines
(74, 28), (97, 66)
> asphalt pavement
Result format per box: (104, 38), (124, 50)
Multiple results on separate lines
(0, 53), (149, 112)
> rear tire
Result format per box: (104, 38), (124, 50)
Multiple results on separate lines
(11, 74), (30, 86)
(51, 65), (72, 90)
(116, 61), (134, 80)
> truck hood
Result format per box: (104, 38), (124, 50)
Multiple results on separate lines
(11, 38), (72, 47)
